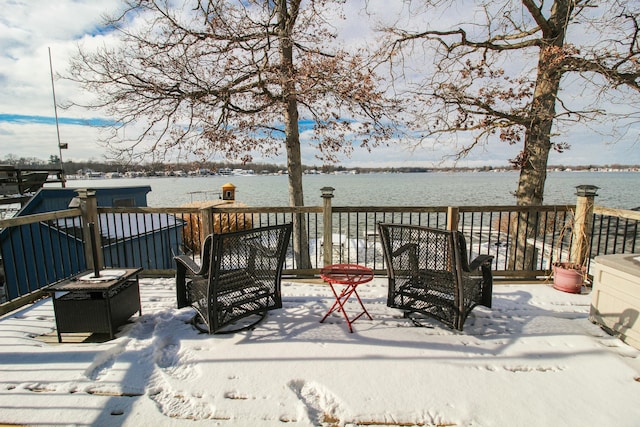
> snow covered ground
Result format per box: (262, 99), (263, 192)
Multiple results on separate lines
(0, 277), (639, 427)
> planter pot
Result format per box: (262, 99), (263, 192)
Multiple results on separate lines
(552, 263), (585, 294)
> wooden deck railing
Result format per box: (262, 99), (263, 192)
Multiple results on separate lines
(1, 187), (638, 313)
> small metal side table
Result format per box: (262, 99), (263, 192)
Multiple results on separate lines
(320, 263), (374, 332)
(46, 268), (143, 342)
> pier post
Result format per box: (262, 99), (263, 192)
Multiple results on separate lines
(571, 185), (598, 267)
(321, 187), (335, 266)
(76, 188), (103, 271)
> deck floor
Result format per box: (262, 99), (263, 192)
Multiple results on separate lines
(1, 277), (639, 426)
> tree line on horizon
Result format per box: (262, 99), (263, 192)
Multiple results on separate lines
(2, 154), (637, 176)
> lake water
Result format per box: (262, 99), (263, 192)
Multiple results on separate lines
(66, 170), (640, 209)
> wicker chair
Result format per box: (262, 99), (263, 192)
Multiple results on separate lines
(378, 223), (493, 331)
(175, 223), (292, 333)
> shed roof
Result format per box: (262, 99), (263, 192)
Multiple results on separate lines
(14, 186), (152, 216)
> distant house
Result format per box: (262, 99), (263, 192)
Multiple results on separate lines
(0, 186), (184, 299)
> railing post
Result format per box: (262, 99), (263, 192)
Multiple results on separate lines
(76, 188), (103, 271)
(571, 185), (599, 266)
(200, 206), (213, 238)
(321, 187), (335, 266)
(447, 206), (459, 231)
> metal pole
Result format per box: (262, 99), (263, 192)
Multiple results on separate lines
(48, 47), (66, 187)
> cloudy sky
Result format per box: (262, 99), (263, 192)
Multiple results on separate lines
(0, 0), (638, 168)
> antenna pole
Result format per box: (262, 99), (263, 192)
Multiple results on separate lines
(48, 47), (66, 187)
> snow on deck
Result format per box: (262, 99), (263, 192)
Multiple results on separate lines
(0, 278), (639, 426)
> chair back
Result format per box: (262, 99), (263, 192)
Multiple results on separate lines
(378, 223), (462, 278)
(209, 223), (292, 288)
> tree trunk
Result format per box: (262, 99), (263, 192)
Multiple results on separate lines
(278, 0), (311, 269)
(508, 73), (557, 270)
(284, 98), (312, 269)
(508, 0), (571, 271)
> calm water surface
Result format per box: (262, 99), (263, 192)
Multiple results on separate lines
(67, 171), (640, 209)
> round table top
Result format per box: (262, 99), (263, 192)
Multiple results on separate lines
(320, 263), (374, 285)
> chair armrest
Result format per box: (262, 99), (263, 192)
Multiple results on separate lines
(174, 255), (201, 309)
(391, 242), (418, 257)
(468, 254), (494, 272)
(468, 254), (493, 308)
(245, 238), (279, 258)
(175, 254), (206, 275)
(390, 243), (420, 277)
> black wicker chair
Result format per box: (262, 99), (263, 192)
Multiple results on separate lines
(175, 223), (292, 333)
(378, 223), (493, 331)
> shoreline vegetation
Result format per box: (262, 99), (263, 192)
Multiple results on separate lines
(68, 163), (639, 179)
(3, 156), (639, 179)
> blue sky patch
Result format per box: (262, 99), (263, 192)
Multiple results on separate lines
(0, 114), (114, 127)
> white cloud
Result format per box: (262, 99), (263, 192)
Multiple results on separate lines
(0, 0), (638, 167)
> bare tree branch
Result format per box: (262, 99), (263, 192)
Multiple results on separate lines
(382, 0), (640, 205)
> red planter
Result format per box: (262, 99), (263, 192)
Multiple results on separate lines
(552, 263), (585, 294)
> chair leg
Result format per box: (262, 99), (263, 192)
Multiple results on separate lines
(480, 265), (493, 308)
(176, 266), (189, 309)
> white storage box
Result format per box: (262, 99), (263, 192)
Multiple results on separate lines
(590, 254), (640, 350)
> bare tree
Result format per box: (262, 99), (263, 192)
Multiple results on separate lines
(382, 0), (640, 269)
(68, 0), (397, 268)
